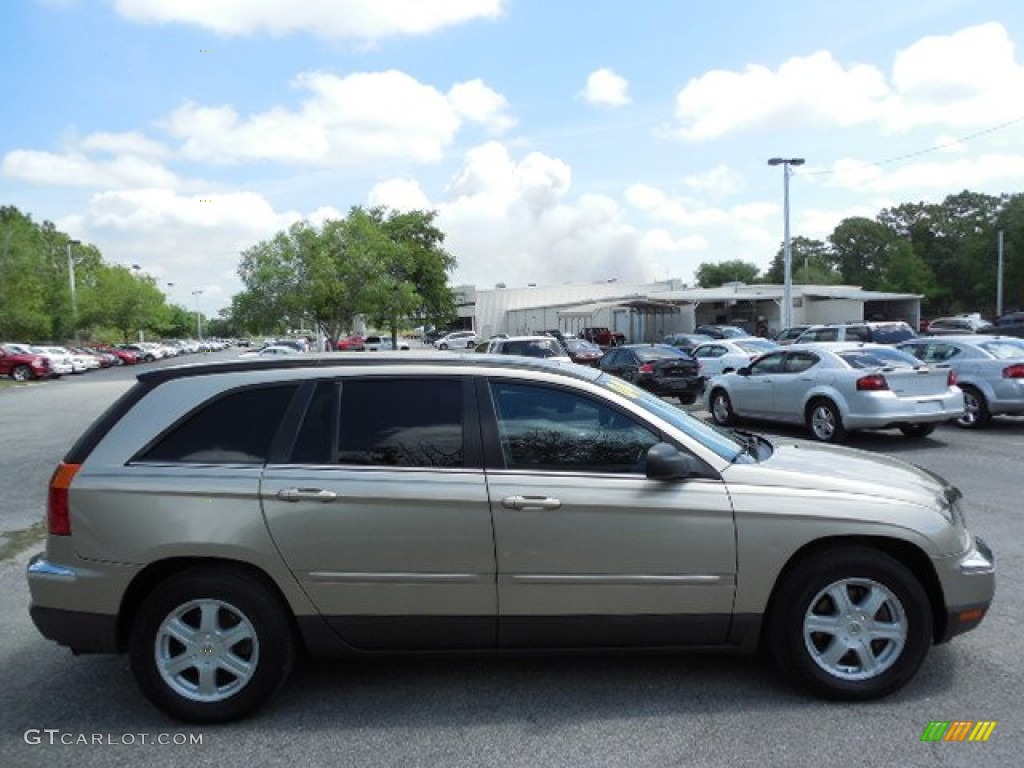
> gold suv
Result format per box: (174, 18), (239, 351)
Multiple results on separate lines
(27, 354), (994, 722)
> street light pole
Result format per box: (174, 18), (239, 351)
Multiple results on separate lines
(192, 289), (204, 340)
(768, 157), (805, 330)
(67, 239), (81, 341)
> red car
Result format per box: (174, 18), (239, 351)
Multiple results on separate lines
(92, 346), (139, 365)
(0, 344), (52, 381)
(336, 335), (366, 351)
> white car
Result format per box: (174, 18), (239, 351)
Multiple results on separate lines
(434, 331), (479, 350)
(693, 338), (779, 377)
(474, 335), (571, 362)
(364, 335), (411, 351)
(7, 343), (73, 376)
(238, 345), (300, 359)
(705, 342), (964, 442)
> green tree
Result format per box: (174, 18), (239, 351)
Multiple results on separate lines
(762, 237), (837, 284)
(694, 259), (760, 288)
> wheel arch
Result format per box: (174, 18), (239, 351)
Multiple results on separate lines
(116, 557), (302, 653)
(758, 535), (947, 649)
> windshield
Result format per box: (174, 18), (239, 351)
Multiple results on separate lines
(736, 339), (777, 353)
(593, 373), (749, 462)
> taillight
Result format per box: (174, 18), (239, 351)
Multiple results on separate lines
(47, 462), (81, 536)
(1003, 363), (1024, 379)
(856, 374), (889, 391)
(947, 369), (957, 386)
(639, 363), (655, 373)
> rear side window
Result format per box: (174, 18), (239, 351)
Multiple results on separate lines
(289, 378), (465, 467)
(138, 385), (298, 463)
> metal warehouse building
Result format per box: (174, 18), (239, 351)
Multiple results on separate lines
(455, 281), (922, 342)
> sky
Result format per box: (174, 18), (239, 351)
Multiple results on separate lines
(3, 1), (1024, 315)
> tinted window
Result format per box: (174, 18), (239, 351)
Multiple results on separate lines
(490, 382), (659, 473)
(837, 348), (919, 369)
(748, 352), (786, 374)
(140, 385), (297, 463)
(785, 351), (819, 373)
(634, 346), (686, 361)
(336, 379), (463, 467)
(869, 324), (915, 343)
(501, 339), (563, 358)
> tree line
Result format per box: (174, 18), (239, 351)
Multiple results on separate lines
(0, 206), (211, 343)
(696, 190), (1024, 317)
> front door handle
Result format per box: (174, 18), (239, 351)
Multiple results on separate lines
(502, 495), (562, 510)
(276, 488), (338, 502)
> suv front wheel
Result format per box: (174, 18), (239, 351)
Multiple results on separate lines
(129, 567), (295, 723)
(768, 547), (932, 700)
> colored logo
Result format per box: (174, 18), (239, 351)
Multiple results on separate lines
(921, 721), (996, 742)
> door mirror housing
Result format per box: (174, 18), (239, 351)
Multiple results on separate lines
(645, 442), (695, 481)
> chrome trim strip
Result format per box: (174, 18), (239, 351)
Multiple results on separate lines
(510, 574), (726, 585)
(307, 572), (482, 583)
(27, 559), (78, 579)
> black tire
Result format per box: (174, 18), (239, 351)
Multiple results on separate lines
(678, 393), (698, 406)
(956, 385), (991, 429)
(12, 365), (31, 382)
(438, 343), (448, 350)
(806, 399), (847, 443)
(709, 389), (735, 426)
(129, 568), (295, 723)
(767, 547), (932, 701)
(899, 423), (935, 439)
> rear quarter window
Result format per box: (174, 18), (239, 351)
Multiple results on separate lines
(136, 384), (298, 463)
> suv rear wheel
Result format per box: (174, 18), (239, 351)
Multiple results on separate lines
(129, 567), (295, 723)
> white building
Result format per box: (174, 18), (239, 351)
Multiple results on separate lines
(454, 281), (922, 342)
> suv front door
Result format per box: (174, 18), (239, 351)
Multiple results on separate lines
(481, 379), (736, 648)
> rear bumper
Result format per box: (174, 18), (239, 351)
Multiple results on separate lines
(843, 390), (964, 429)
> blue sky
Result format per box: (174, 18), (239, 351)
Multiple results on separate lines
(3, 1), (1024, 314)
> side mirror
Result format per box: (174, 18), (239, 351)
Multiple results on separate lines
(645, 442), (695, 481)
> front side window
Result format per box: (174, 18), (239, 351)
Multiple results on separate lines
(139, 385), (298, 463)
(489, 381), (659, 473)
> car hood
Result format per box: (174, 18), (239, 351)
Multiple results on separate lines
(722, 438), (954, 510)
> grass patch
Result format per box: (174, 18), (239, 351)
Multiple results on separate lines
(0, 522), (46, 561)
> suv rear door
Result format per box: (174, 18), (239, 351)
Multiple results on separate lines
(260, 376), (497, 649)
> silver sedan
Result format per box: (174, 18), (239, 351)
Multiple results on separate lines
(898, 335), (1024, 428)
(706, 343), (964, 442)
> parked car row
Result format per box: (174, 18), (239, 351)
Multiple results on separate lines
(1, 339), (236, 381)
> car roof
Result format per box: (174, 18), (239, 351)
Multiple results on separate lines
(136, 352), (602, 386)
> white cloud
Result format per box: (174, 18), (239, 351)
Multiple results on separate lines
(72, 187), (306, 308)
(448, 79), (516, 134)
(832, 153), (1024, 196)
(684, 165), (744, 199)
(368, 179), (432, 211)
(113, 0), (503, 40)
(581, 68), (631, 107)
(163, 70), (511, 165)
(673, 22), (1024, 140)
(3, 149), (179, 188)
(79, 131), (171, 158)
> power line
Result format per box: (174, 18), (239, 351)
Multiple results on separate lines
(798, 115), (1024, 176)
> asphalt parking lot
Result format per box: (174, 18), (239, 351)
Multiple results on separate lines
(0, 351), (1021, 767)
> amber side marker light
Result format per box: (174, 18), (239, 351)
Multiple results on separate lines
(47, 462), (81, 536)
(958, 607), (986, 623)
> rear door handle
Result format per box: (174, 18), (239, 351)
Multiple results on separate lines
(276, 488), (338, 502)
(502, 495), (562, 510)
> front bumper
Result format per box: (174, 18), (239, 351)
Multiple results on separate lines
(935, 536), (995, 643)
